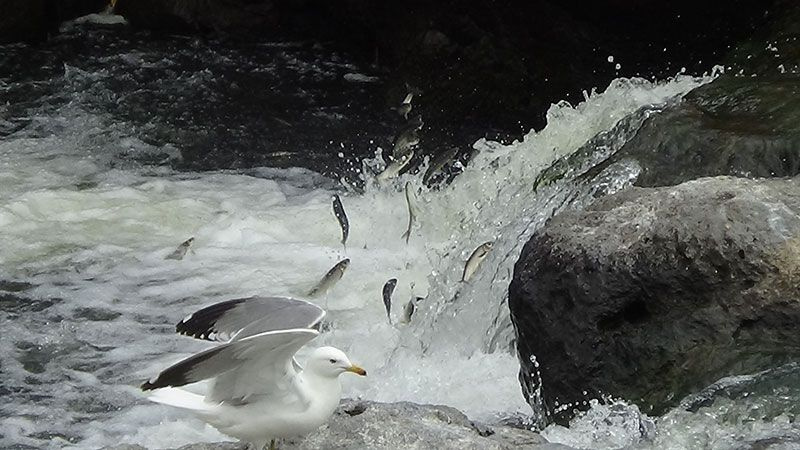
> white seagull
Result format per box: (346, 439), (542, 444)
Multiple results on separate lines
(141, 296), (366, 450)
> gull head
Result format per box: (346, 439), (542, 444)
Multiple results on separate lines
(306, 346), (366, 378)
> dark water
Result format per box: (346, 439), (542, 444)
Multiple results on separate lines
(0, 25), (399, 183)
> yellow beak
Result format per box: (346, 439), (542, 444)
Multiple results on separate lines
(346, 365), (367, 376)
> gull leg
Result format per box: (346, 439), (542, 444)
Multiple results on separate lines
(268, 439), (277, 450)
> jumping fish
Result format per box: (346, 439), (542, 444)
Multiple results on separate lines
(308, 258), (350, 297)
(394, 92), (414, 119)
(462, 241), (493, 282)
(332, 194), (349, 250)
(165, 237), (194, 260)
(422, 146), (460, 186)
(391, 115), (423, 160)
(401, 296), (425, 324)
(401, 181), (417, 244)
(103, 0), (118, 14)
(382, 278), (397, 324)
(376, 150), (414, 183)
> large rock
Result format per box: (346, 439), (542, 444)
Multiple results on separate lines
(598, 76), (800, 188)
(509, 176), (800, 423)
(103, 400), (569, 450)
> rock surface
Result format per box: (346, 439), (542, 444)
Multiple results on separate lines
(509, 176), (800, 423)
(102, 400), (569, 450)
(599, 76), (800, 188)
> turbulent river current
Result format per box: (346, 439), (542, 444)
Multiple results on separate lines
(1, 24), (798, 450)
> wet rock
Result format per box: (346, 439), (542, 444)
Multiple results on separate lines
(509, 176), (800, 423)
(583, 0), (800, 189)
(102, 401), (568, 450)
(598, 76), (800, 188)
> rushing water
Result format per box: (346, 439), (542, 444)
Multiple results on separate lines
(1, 22), (798, 450)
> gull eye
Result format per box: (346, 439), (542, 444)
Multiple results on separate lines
(329, 358), (337, 364)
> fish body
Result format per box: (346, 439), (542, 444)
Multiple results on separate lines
(396, 103), (412, 120)
(401, 296), (425, 323)
(393, 92), (414, 119)
(401, 181), (416, 244)
(165, 237), (194, 260)
(376, 150), (414, 182)
(391, 116), (423, 160)
(423, 146), (459, 185)
(382, 278), (397, 324)
(461, 241), (494, 282)
(308, 259), (350, 297)
(392, 128), (419, 160)
(103, 0), (117, 14)
(331, 194), (349, 249)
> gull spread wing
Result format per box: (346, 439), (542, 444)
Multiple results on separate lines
(176, 296), (325, 342)
(142, 328), (318, 404)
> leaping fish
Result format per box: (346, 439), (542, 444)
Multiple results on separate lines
(393, 92), (414, 119)
(376, 150), (414, 183)
(422, 146), (460, 186)
(401, 181), (417, 244)
(401, 295), (425, 324)
(165, 237), (194, 261)
(332, 194), (349, 250)
(103, 0), (118, 14)
(462, 241), (493, 282)
(308, 258), (350, 297)
(382, 278), (397, 324)
(392, 116), (423, 160)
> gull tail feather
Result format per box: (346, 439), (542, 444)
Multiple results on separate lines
(147, 387), (214, 412)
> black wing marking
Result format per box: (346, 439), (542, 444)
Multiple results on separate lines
(176, 296), (326, 342)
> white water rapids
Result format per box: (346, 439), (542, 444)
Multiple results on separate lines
(4, 60), (795, 450)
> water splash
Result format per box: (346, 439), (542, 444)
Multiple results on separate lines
(0, 42), (721, 448)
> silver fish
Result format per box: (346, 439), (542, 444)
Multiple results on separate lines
(462, 241), (493, 282)
(382, 278), (397, 324)
(401, 296), (425, 324)
(332, 194), (349, 250)
(376, 150), (414, 182)
(422, 146), (459, 186)
(393, 92), (414, 119)
(165, 237), (194, 260)
(103, 0), (117, 14)
(392, 129), (419, 160)
(401, 181), (417, 244)
(308, 258), (350, 297)
(391, 116), (424, 160)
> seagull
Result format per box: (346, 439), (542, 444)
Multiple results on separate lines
(141, 296), (366, 450)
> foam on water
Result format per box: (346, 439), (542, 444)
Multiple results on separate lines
(0, 68), (727, 449)
(542, 365), (800, 450)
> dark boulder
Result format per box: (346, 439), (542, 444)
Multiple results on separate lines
(592, 76), (800, 188)
(509, 176), (800, 423)
(580, 0), (800, 189)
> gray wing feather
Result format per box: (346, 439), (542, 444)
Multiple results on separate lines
(176, 296), (326, 342)
(143, 328), (318, 404)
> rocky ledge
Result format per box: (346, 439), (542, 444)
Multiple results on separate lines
(509, 175), (800, 423)
(103, 400), (570, 450)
